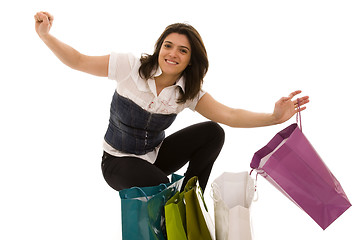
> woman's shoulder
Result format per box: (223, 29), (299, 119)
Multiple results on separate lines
(110, 52), (140, 67)
(109, 52), (142, 82)
(180, 89), (207, 112)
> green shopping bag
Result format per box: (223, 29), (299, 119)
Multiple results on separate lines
(165, 176), (215, 240)
(119, 174), (184, 240)
(185, 177), (215, 240)
(165, 191), (187, 240)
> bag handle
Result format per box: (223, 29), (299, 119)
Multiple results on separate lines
(296, 98), (302, 131)
(158, 183), (174, 204)
(125, 183), (172, 201)
(249, 170), (259, 202)
(159, 183), (168, 191)
(127, 187), (149, 200)
(210, 182), (222, 203)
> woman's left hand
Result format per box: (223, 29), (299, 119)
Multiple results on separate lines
(273, 90), (310, 124)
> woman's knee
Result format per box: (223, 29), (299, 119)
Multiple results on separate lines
(204, 121), (225, 145)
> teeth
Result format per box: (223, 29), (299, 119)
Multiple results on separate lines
(166, 59), (177, 65)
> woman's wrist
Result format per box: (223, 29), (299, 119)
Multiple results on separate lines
(38, 32), (52, 42)
(269, 113), (281, 126)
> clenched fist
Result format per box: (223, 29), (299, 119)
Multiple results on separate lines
(34, 11), (54, 38)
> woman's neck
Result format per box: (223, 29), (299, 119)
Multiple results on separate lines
(154, 73), (180, 95)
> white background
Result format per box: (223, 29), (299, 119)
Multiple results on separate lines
(1, 0), (359, 239)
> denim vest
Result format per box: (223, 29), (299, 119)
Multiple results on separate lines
(104, 91), (177, 155)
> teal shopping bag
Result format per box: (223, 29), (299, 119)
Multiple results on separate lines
(119, 174), (184, 240)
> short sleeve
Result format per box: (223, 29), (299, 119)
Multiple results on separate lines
(108, 53), (137, 82)
(186, 89), (207, 111)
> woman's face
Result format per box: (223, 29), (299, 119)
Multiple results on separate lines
(158, 33), (191, 78)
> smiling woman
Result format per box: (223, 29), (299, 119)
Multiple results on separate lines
(152, 33), (192, 96)
(0, 1), (355, 239)
(157, 34), (191, 84)
(33, 10), (309, 197)
(139, 23), (208, 103)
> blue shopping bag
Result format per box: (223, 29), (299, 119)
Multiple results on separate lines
(119, 174), (184, 240)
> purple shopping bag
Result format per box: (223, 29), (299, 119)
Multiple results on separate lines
(250, 105), (351, 230)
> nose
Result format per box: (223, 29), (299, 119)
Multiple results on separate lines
(168, 48), (178, 58)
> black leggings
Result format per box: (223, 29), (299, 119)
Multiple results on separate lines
(101, 121), (225, 191)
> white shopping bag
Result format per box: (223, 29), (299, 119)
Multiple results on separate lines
(211, 172), (256, 240)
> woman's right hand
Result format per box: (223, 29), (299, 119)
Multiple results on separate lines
(34, 11), (53, 38)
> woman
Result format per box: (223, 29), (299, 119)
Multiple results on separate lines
(34, 11), (309, 192)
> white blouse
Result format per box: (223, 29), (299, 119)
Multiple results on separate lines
(103, 52), (205, 163)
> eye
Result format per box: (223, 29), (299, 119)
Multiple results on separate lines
(164, 43), (172, 49)
(180, 48), (188, 54)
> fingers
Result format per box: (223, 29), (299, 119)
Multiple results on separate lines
(293, 97), (310, 114)
(279, 90), (303, 103)
(34, 11), (53, 36)
(34, 11), (53, 24)
(296, 106), (307, 113)
(285, 90), (310, 107)
(34, 13), (41, 22)
(42, 12), (54, 25)
(293, 96), (310, 105)
(288, 90), (302, 99)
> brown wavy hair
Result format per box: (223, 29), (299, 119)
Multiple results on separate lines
(139, 23), (208, 103)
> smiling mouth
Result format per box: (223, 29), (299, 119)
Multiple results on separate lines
(165, 59), (178, 65)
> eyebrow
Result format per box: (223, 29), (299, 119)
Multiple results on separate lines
(164, 41), (191, 51)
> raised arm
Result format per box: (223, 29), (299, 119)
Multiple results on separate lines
(195, 91), (309, 128)
(34, 11), (109, 77)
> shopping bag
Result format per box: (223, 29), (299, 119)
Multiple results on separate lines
(185, 176), (215, 240)
(211, 172), (255, 240)
(164, 191), (187, 240)
(250, 108), (351, 230)
(165, 176), (215, 240)
(119, 174), (184, 240)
